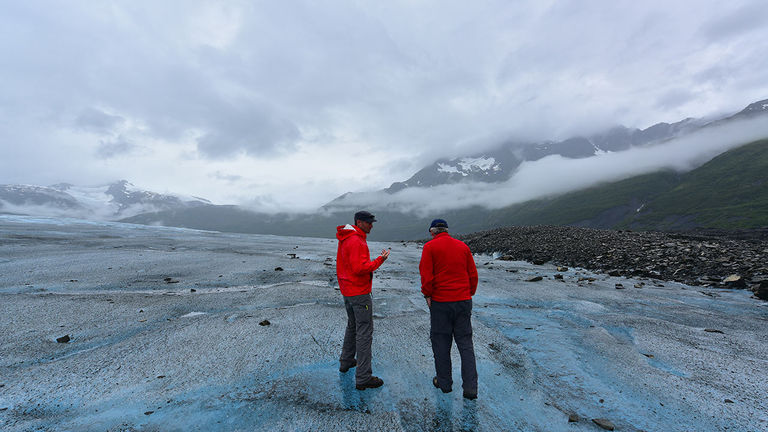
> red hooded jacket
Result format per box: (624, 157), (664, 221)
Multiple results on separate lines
(336, 224), (385, 297)
(420, 232), (478, 302)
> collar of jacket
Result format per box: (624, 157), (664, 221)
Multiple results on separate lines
(337, 223), (366, 241)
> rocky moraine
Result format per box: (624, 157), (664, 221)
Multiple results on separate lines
(461, 225), (768, 300)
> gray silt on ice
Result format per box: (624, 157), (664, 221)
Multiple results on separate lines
(1, 215), (767, 431)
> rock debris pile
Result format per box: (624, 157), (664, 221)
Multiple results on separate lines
(461, 225), (768, 298)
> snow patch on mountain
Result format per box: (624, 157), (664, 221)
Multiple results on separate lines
(436, 163), (462, 175)
(0, 181), (211, 221)
(437, 157), (499, 176)
(458, 156), (498, 171)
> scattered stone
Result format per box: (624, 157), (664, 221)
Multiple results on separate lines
(554, 274), (563, 280)
(157, 375), (165, 379)
(506, 269), (519, 273)
(723, 274), (746, 288)
(704, 328), (724, 334)
(753, 281), (768, 300)
(557, 266), (569, 272)
(190, 289), (196, 292)
(615, 283), (625, 289)
(634, 283), (644, 289)
(164, 277), (172, 282)
(144, 411), (154, 415)
(724, 399), (734, 403)
(568, 413), (579, 422)
(287, 253), (297, 259)
(56, 335), (71, 343)
(69, 279), (78, 282)
(592, 418), (615, 430)
(527, 276), (543, 282)
(460, 226), (767, 296)
(274, 267), (284, 271)
(259, 320), (271, 326)
(643, 353), (654, 358)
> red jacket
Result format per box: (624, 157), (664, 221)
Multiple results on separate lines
(420, 232), (478, 302)
(336, 224), (385, 297)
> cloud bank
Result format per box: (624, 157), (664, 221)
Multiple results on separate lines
(1, 1), (767, 211)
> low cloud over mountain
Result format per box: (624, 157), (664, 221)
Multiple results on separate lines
(327, 103), (768, 215)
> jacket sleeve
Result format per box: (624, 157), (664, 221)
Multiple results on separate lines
(467, 247), (478, 296)
(348, 237), (384, 276)
(419, 246), (434, 297)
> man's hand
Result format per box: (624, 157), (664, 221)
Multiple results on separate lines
(380, 249), (390, 261)
(425, 296), (431, 307)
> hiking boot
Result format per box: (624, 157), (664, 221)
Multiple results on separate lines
(339, 359), (357, 373)
(355, 376), (384, 390)
(463, 390), (478, 400)
(433, 376), (451, 393)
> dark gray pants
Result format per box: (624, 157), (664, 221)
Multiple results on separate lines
(430, 299), (477, 393)
(340, 293), (373, 384)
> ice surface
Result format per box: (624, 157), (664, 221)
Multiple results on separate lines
(1, 215), (767, 431)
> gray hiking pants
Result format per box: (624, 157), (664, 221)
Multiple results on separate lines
(430, 299), (478, 393)
(340, 293), (373, 384)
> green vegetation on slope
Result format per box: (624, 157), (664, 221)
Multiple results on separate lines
(486, 171), (681, 227)
(479, 138), (768, 231)
(629, 138), (768, 229)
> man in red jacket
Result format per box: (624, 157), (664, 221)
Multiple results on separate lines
(420, 218), (478, 399)
(336, 210), (390, 390)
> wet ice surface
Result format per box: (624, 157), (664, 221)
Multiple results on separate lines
(1, 215), (767, 431)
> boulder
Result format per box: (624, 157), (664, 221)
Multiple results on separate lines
(753, 281), (768, 300)
(592, 418), (615, 430)
(723, 274), (746, 288)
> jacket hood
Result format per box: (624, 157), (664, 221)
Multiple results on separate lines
(336, 224), (364, 241)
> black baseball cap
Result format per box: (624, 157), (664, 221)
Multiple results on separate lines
(430, 218), (448, 228)
(354, 210), (377, 223)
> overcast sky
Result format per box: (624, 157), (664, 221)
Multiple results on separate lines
(1, 0), (767, 212)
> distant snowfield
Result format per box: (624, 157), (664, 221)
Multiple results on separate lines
(1, 215), (767, 431)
